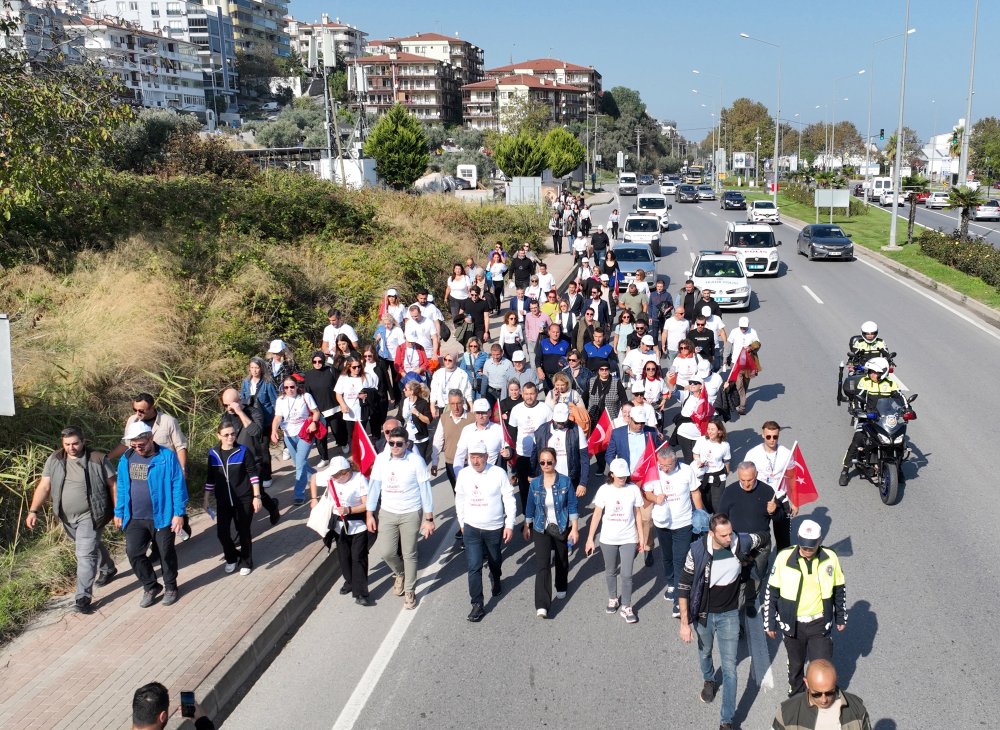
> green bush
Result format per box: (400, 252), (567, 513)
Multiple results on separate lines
(918, 228), (1000, 290)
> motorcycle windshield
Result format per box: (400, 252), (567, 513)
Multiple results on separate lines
(876, 398), (904, 429)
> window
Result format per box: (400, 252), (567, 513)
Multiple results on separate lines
(152, 20), (160, 28)
(116, 1), (125, 11)
(129, 1), (138, 9)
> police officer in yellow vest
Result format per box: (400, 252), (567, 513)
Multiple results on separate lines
(839, 357), (902, 485)
(848, 320), (888, 364)
(764, 520), (847, 697)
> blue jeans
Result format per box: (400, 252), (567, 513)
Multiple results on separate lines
(694, 609), (739, 725)
(463, 525), (503, 605)
(655, 524), (692, 608)
(283, 433), (313, 500)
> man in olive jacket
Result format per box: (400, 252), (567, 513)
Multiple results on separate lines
(773, 659), (871, 730)
(26, 426), (117, 614)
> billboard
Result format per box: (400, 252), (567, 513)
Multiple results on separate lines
(732, 152), (754, 170)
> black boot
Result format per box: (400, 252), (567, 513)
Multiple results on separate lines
(838, 467), (850, 487)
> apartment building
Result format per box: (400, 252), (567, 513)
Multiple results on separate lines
(363, 32), (482, 85)
(351, 50), (460, 124)
(0, 0), (83, 62)
(200, 0), (289, 57)
(461, 74), (587, 132)
(485, 57), (601, 113)
(65, 16), (206, 112)
(285, 13), (366, 64)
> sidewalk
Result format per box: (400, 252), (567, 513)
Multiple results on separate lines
(0, 240), (582, 729)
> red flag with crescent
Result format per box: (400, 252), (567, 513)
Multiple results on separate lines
(630, 433), (661, 486)
(780, 441), (820, 509)
(587, 408), (612, 456)
(351, 422), (377, 477)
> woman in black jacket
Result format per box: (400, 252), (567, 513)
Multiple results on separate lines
(204, 419), (261, 575)
(361, 345), (392, 438)
(303, 350), (337, 466)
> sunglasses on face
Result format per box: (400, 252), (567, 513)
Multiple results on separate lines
(764, 434), (779, 441)
(678, 346), (690, 351)
(644, 366), (657, 371)
(389, 440), (406, 447)
(567, 358), (578, 363)
(809, 689), (838, 699)
(283, 385), (298, 390)
(538, 460), (555, 466)
(313, 359), (324, 364)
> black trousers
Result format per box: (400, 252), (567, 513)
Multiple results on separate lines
(217, 496), (254, 568)
(552, 232), (563, 254)
(335, 527), (374, 599)
(700, 469), (727, 514)
(514, 456), (533, 513)
(532, 528), (569, 611)
(126, 519), (178, 591)
(772, 508), (792, 552)
(783, 618), (834, 695)
(315, 414), (338, 461)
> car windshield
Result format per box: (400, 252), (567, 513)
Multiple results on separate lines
(620, 175), (636, 183)
(695, 260), (744, 278)
(625, 219), (659, 233)
(614, 248), (654, 263)
(698, 186), (711, 191)
(639, 197), (666, 209)
(679, 185), (695, 191)
(813, 226), (847, 238)
(724, 192), (744, 199)
(729, 232), (776, 248)
(754, 201), (776, 210)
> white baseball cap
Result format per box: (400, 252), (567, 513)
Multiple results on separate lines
(798, 519), (822, 549)
(386, 288), (398, 296)
(552, 403), (570, 421)
(641, 334), (655, 346)
(512, 351), (526, 362)
(738, 316), (750, 328)
(267, 339), (285, 354)
(469, 440), (489, 455)
(123, 421), (152, 440)
(472, 398), (491, 413)
(600, 274), (610, 282)
(630, 405), (648, 422)
(696, 361), (712, 380)
(609, 458), (631, 478)
(328, 456), (351, 473)
(631, 380), (647, 393)
(406, 333), (419, 343)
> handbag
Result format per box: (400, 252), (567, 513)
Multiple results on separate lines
(298, 417), (328, 444)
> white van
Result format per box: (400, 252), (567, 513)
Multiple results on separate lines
(618, 173), (638, 196)
(723, 221), (781, 276)
(864, 176), (892, 202)
(634, 193), (672, 230)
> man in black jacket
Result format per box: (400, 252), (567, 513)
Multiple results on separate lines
(509, 248), (536, 290)
(772, 660), (871, 730)
(688, 315), (717, 364)
(678, 279), (701, 324)
(590, 225), (610, 260)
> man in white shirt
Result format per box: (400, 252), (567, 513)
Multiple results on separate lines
(699, 307), (728, 371)
(454, 441), (516, 622)
(453, 399), (511, 471)
(743, 420), (796, 551)
(404, 304), (439, 355)
(621, 335), (659, 385)
(726, 316), (761, 415)
(536, 262), (556, 294)
(321, 309), (359, 355)
(507, 382), (552, 516)
(366, 427), (434, 610)
(406, 289), (444, 350)
(644, 449), (703, 617)
(660, 306), (690, 360)
(428, 353), (472, 418)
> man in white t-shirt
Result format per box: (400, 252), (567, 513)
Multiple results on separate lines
(454, 441), (516, 622)
(321, 309), (359, 355)
(404, 304), (439, 354)
(428, 354), (473, 418)
(743, 420), (796, 552)
(644, 449), (703, 617)
(453, 399), (511, 472)
(507, 382), (552, 516)
(660, 306), (691, 359)
(536, 262), (556, 294)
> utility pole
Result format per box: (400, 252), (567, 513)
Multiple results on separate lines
(636, 129), (641, 172)
(958, 0), (980, 186)
(886, 0), (911, 251)
(755, 127), (761, 186)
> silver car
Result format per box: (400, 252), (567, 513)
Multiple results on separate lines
(696, 184), (716, 201)
(611, 243), (658, 291)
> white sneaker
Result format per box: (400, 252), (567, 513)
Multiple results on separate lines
(316, 459), (329, 468)
(239, 566), (252, 576)
(555, 591), (566, 599)
(224, 562), (237, 574)
(536, 608), (548, 618)
(281, 448), (290, 461)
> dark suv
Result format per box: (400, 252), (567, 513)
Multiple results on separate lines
(720, 191), (747, 210)
(638, 174), (655, 186)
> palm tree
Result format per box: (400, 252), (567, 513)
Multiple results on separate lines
(949, 127), (963, 159)
(902, 174), (929, 244)
(882, 134), (897, 174)
(947, 184), (982, 241)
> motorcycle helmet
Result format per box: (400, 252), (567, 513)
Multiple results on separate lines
(866, 357), (889, 375)
(861, 321), (878, 341)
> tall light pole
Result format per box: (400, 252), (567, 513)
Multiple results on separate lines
(958, 0), (980, 186)
(740, 33), (780, 205)
(929, 98), (937, 184)
(865, 28), (917, 194)
(886, 0), (912, 251)
(693, 69), (724, 191)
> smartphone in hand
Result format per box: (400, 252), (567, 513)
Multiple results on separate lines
(180, 691), (196, 718)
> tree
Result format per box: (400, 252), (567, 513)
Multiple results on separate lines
(969, 116), (1000, 180)
(901, 174), (929, 244)
(720, 98), (775, 160)
(0, 0), (134, 222)
(947, 185), (983, 242)
(499, 95), (552, 136)
(105, 109), (201, 173)
(236, 50), (280, 98)
(363, 104), (429, 189)
(542, 127), (585, 178)
(492, 132), (547, 177)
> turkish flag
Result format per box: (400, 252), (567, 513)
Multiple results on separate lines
(587, 408), (612, 456)
(492, 400), (515, 449)
(781, 441), (819, 509)
(351, 423), (377, 477)
(691, 387), (715, 436)
(630, 433), (661, 486)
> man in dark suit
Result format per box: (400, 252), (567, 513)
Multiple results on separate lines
(562, 280), (584, 317)
(508, 286), (532, 324)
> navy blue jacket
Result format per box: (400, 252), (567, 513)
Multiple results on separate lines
(530, 421), (589, 487)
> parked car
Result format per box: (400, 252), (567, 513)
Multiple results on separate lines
(748, 199), (780, 224)
(676, 184), (699, 203)
(796, 224), (855, 261)
(612, 243), (658, 291)
(696, 184), (716, 201)
(853, 183), (865, 197)
(972, 199), (1000, 221)
(685, 251), (751, 310)
(910, 190), (929, 205)
(878, 190), (906, 207)
(925, 191), (950, 209)
(720, 191), (747, 210)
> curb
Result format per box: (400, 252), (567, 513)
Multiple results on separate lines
(780, 211), (1000, 332)
(185, 542), (339, 727)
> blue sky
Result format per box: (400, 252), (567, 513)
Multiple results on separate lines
(291, 0), (998, 147)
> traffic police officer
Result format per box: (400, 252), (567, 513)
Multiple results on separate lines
(764, 519), (847, 697)
(839, 357), (903, 485)
(848, 320), (889, 365)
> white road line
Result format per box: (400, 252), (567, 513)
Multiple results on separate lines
(856, 257), (1000, 343)
(710, 211), (718, 217)
(331, 536), (455, 730)
(801, 285), (824, 304)
(682, 233), (689, 241)
(689, 251), (696, 264)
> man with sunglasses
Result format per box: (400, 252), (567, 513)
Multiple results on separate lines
(772, 659), (870, 729)
(660, 306), (690, 360)
(689, 314), (718, 368)
(744, 421), (797, 551)
(765, 521), (847, 699)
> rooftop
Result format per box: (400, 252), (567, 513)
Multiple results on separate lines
(486, 57), (595, 74)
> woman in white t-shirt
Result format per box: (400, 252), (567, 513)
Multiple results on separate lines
(632, 269), (651, 297)
(585, 458), (645, 624)
(692, 418), (731, 513)
(639, 362), (670, 429)
(334, 359), (377, 447)
(271, 376), (320, 504)
(309, 456), (374, 605)
(498, 311), (525, 361)
(671, 339), (705, 392)
(444, 263), (472, 318)
(487, 252), (507, 313)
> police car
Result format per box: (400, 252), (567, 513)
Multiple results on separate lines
(723, 221), (781, 276)
(685, 251), (752, 310)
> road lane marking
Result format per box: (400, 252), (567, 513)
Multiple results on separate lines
(331, 535), (455, 730)
(689, 252), (696, 264)
(682, 233), (689, 241)
(802, 285), (824, 304)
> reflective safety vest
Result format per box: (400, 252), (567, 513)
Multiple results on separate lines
(857, 376), (898, 397)
(764, 546), (846, 638)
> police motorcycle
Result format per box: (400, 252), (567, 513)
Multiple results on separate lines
(836, 358), (917, 506)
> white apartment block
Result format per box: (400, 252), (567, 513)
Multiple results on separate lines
(1, 0), (82, 62)
(462, 74), (587, 132)
(285, 13), (365, 65)
(363, 32), (482, 85)
(485, 57), (601, 114)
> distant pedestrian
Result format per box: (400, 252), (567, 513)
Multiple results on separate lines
(772, 659), (871, 730)
(549, 212), (563, 254)
(765, 520), (847, 698)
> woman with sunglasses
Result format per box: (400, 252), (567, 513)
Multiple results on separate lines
(458, 337), (488, 396)
(266, 339), (297, 384)
(638, 362), (670, 429)
(304, 349), (340, 467)
(204, 420), (261, 575)
(335, 358), (376, 449)
(559, 349), (592, 397)
(692, 419), (731, 513)
(401, 380), (433, 464)
(497, 311), (525, 362)
(671, 338), (705, 397)
(585, 457), (645, 624)
(522, 446), (579, 619)
(612, 310), (636, 371)
(271, 377), (320, 504)
(487, 252), (507, 314)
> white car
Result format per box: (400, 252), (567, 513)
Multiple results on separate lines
(659, 180), (677, 195)
(878, 190), (906, 207)
(685, 251), (751, 310)
(634, 193), (672, 230)
(724, 222), (781, 276)
(973, 199), (1000, 221)
(748, 199), (780, 224)
(622, 215), (662, 256)
(925, 191), (950, 209)
(618, 173), (638, 196)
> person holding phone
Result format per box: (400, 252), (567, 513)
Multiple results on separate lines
(131, 681), (215, 729)
(585, 458), (645, 624)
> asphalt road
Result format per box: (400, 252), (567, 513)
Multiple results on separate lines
(867, 194), (1000, 246)
(226, 185), (997, 729)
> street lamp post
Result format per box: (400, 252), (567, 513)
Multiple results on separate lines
(958, 0), (980, 186)
(886, 0), (912, 251)
(865, 27), (917, 197)
(740, 33), (780, 205)
(693, 69), (724, 192)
